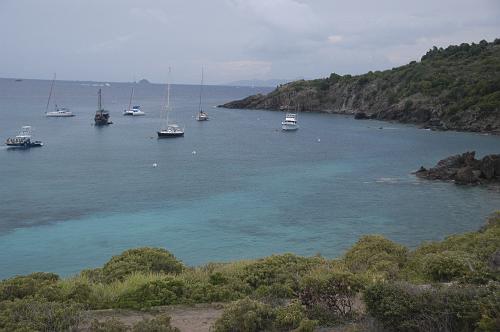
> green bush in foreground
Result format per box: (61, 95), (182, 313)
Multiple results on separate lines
(90, 318), (128, 332)
(0, 272), (59, 301)
(0, 298), (83, 331)
(343, 235), (408, 280)
(274, 300), (307, 330)
(132, 314), (180, 332)
(213, 298), (275, 332)
(101, 248), (184, 283)
(364, 281), (498, 331)
(116, 277), (186, 309)
(299, 270), (363, 324)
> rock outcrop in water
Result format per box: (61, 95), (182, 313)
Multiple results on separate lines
(221, 39), (500, 133)
(415, 151), (500, 185)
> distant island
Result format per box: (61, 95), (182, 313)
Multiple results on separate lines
(138, 78), (151, 84)
(221, 39), (500, 134)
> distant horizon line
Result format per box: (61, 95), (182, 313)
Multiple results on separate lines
(0, 76), (288, 88)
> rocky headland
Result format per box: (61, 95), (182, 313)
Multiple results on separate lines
(221, 39), (500, 133)
(415, 151), (500, 185)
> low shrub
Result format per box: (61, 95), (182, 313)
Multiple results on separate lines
(274, 300), (307, 330)
(102, 248), (184, 283)
(243, 254), (324, 291)
(421, 250), (491, 283)
(299, 270), (363, 324)
(0, 298), (83, 331)
(212, 298), (275, 332)
(343, 235), (408, 280)
(116, 277), (186, 309)
(90, 318), (128, 332)
(132, 314), (180, 332)
(364, 281), (493, 331)
(0, 272), (59, 301)
(292, 318), (318, 332)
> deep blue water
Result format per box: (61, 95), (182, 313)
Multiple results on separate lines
(0, 78), (499, 279)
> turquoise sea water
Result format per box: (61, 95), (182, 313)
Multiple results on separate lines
(0, 78), (499, 279)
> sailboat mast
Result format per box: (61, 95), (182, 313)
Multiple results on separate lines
(165, 68), (171, 126)
(128, 87), (134, 112)
(45, 73), (56, 113)
(98, 89), (102, 111)
(198, 66), (204, 113)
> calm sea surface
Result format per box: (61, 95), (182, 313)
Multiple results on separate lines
(0, 78), (499, 279)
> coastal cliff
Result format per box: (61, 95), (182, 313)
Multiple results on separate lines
(221, 39), (500, 133)
(415, 151), (500, 185)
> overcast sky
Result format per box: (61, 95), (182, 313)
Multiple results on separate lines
(1, 0), (499, 84)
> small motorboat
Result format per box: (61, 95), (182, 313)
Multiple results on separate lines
(282, 113), (299, 131)
(157, 124), (184, 138)
(5, 126), (43, 148)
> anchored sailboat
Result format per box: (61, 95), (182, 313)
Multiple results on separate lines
(94, 89), (112, 126)
(123, 87), (145, 116)
(45, 73), (74, 117)
(158, 70), (184, 138)
(195, 67), (208, 121)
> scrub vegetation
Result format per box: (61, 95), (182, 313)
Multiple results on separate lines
(1, 213), (499, 331)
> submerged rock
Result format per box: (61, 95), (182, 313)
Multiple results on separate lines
(415, 151), (500, 185)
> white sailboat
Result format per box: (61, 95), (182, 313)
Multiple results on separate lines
(123, 87), (145, 116)
(158, 69), (184, 138)
(195, 67), (208, 121)
(45, 73), (74, 117)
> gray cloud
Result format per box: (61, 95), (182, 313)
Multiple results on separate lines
(0, 0), (498, 84)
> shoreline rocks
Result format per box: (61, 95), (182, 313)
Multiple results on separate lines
(415, 151), (500, 185)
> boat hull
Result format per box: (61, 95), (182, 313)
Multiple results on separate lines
(157, 131), (184, 138)
(282, 124), (299, 131)
(95, 111), (111, 125)
(46, 113), (74, 117)
(6, 141), (43, 148)
(123, 111), (145, 116)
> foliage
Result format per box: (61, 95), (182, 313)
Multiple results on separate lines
(116, 277), (186, 309)
(274, 300), (307, 330)
(90, 318), (128, 332)
(343, 235), (408, 280)
(243, 254), (324, 292)
(298, 269), (363, 324)
(364, 281), (495, 332)
(0, 272), (59, 301)
(132, 314), (180, 332)
(212, 298), (276, 332)
(403, 213), (500, 283)
(0, 298), (83, 332)
(292, 319), (317, 332)
(419, 250), (490, 283)
(101, 248), (184, 283)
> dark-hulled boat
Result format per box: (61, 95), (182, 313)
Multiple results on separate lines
(157, 70), (184, 138)
(94, 89), (112, 126)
